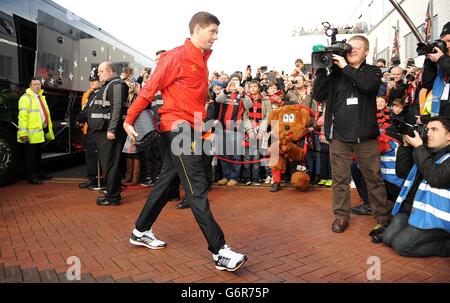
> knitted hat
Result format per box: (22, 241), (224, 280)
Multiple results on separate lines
(440, 21), (450, 37)
(211, 80), (224, 88)
(229, 73), (242, 82)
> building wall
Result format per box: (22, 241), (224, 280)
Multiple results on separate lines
(364, 0), (450, 68)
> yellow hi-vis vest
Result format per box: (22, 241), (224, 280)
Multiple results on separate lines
(418, 88), (433, 115)
(17, 88), (55, 144)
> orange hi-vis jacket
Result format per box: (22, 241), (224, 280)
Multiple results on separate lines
(81, 88), (94, 135)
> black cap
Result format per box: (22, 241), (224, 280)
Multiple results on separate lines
(88, 67), (99, 81)
(440, 21), (450, 37)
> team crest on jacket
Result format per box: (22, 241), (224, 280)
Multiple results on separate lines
(191, 64), (198, 72)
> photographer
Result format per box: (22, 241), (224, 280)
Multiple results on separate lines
(386, 66), (408, 104)
(419, 22), (450, 124)
(313, 35), (391, 234)
(284, 75), (312, 108)
(382, 116), (450, 257)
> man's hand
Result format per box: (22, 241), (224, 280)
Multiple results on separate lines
(19, 136), (29, 143)
(332, 54), (348, 69)
(416, 116), (423, 125)
(426, 47), (444, 62)
(123, 121), (138, 144)
(387, 80), (396, 90)
(404, 131), (423, 148)
(107, 131), (116, 140)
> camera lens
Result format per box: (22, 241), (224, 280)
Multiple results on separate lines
(318, 53), (330, 65)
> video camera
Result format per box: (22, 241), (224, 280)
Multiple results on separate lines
(312, 22), (353, 69)
(417, 39), (447, 56)
(385, 118), (428, 143)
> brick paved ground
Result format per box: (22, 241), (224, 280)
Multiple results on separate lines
(0, 180), (449, 283)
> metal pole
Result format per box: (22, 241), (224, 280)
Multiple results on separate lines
(429, 0), (434, 43)
(388, 0), (425, 44)
(88, 154), (103, 191)
(96, 157), (101, 188)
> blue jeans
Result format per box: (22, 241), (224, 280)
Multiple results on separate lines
(242, 151), (261, 182)
(217, 130), (243, 180)
(383, 213), (450, 257)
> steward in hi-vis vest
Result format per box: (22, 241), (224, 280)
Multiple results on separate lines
(88, 62), (128, 205)
(17, 77), (54, 185)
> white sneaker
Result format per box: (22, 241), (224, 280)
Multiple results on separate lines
(130, 228), (166, 250)
(212, 244), (247, 272)
(264, 176), (271, 184)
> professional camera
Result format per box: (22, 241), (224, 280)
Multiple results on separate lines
(385, 118), (428, 143)
(416, 39), (447, 56)
(312, 22), (353, 69)
(405, 73), (415, 82)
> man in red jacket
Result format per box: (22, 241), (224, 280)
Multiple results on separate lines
(123, 11), (247, 272)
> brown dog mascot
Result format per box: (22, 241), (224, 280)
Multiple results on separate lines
(268, 104), (312, 192)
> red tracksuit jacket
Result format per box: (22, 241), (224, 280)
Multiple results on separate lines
(125, 38), (212, 132)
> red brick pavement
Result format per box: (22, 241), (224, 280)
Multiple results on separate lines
(0, 180), (449, 283)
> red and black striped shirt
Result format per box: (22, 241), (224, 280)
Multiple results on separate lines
(218, 92), (245, 130)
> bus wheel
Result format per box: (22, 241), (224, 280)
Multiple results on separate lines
(0, 128), (18, 186)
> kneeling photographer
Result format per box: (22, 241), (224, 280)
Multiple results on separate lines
(418, 22), (450, 124)
(382, 116), (450, 257)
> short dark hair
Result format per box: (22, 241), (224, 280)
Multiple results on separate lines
(295, 59), (304, 65)
(376, 95), (388, 103)
(155, 50), (166, 56)
(428, 116), (450, 133)
(249, 80), (261, 88)
(376, 58), (386, 65)
(391, 98), (404, 107)
(30, 77), (40, 84)
(189, 11), (220, 35)
(267, 80), (278, 88)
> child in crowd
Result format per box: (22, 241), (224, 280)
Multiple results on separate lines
(390, 98), (415, 125)
(241, 80), (272, 185)
(376, 96), (391, 131)
(266, 81), (284, 110)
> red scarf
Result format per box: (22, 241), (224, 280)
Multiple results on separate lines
(377, 108), (391, 129)
(267, 90), (284, 106)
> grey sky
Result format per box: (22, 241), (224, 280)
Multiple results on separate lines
(53, 0), (363, 73)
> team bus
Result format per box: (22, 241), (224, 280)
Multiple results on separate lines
(0, 0), (154, 186)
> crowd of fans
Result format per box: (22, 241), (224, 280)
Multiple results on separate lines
(99, 54), (427, 194)
(74, 42), (439, 197)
